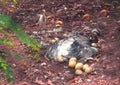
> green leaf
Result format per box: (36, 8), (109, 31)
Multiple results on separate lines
(0, 38), (14, 47)
(1, 0), (17, 5)
(0, 57), (5, 63)
(0, 27), (11, 37)
(1, 0), (7, 5)
(0, 57), (14, 82)
(0, 14), (40, 51)
(12, 0), (17, 5)
(0, 51), (28, 82)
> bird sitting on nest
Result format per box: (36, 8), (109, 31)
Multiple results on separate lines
(45, 33), (98, 62)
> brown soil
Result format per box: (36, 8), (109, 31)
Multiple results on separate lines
(0, 0), (120, 85)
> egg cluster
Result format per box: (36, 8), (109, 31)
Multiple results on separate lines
(69, 57), (93, 75)
(57, 56), (93, 75)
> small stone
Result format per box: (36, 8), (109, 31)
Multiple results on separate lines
(61, 77), (65, 80)
(41, 62), (47, 66)
(86, 79), (92, 82)
(50, 39), (56, 43)
(33, 31), (38, 34)
(54, 37), (59, 41)
(44, 75), (48, 79)
(12, 64), (17, 67)
(63, 33), (67, 37)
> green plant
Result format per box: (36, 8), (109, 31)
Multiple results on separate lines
(1, 0), (17, 5)
(0, 38), (14, 47)
(0, 14), (41, 82)
(0, 39), (14, 82)
(0, 14), (40, 51)
(0, 56), (14, 82)
(0, 50), (29, 82)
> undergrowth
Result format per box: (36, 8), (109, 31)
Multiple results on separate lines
(0, 0), (41, 82)
(0, 14), (41, 82)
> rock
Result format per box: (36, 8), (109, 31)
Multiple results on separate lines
(45, 33), (98, 61)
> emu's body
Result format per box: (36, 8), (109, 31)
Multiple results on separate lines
(45, 34), (98, 61)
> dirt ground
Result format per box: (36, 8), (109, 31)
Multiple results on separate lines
(0, 0), (120, 85)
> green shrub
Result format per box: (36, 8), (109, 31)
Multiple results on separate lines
(0, 57), (14, 82)
(0, 14), (41, 82)
(0, 14), (40, 51)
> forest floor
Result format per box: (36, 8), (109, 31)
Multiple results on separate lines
(0, 0), (120, 85)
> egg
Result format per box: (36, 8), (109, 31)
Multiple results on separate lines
(91, 43), (97, 47)
(57, 56), (65, 62)
(75, 69), (83, 75)
(83, 64), (89, 70)
(68, 58), (77, 68)
(75, 63), (83, 70)
(84, 67), (93, 73)
(69, 57), (77, 62)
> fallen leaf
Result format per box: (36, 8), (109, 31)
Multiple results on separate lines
(9, 7), (15, 13)
(46, 80), (54, 85)
(100, 9), (109, 16)
(20, 60), (27, 66)
(35, 78), (45, 85)
(17, 81), (31, 85)
(55, 20), (63, 27)
(83, 13), (91, 19)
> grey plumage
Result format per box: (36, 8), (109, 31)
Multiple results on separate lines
(45, 33), (98, 61)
